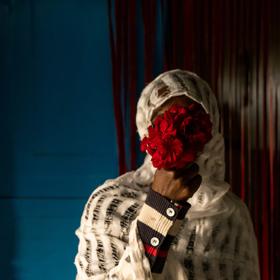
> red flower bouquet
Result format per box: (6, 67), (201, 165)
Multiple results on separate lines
(140, 102), (213, 169)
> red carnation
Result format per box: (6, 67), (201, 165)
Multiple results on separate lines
(140, 103), (213, 169)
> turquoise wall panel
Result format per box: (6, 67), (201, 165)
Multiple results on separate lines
(0, 1), (121, 279)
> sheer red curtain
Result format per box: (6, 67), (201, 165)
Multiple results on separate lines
(108, 0), (279, 279)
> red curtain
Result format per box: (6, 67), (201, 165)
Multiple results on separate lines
(108, 0), (279, 279)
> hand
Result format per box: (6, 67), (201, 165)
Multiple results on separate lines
(151, 162), (202, 202)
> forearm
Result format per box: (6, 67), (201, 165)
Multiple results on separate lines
(137, 188), (191, 273)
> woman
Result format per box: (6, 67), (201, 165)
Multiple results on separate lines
(74, 69), (260, 279)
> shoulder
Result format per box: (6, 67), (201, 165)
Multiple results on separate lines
(87, 171), (148, 206)
(224, 191), (259, 271)
(222, 190), (258, 251)
(225, 191), (254, 226)
(77, 171), (148, 234)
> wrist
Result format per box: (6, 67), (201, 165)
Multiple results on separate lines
(169, 198), (190, 208)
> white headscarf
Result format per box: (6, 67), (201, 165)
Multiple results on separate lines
(132, 69), (236, 220)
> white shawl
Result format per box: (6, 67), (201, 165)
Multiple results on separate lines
(74, 69), (260, 279)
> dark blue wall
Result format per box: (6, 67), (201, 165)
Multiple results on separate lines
(0, 1), (120, 279)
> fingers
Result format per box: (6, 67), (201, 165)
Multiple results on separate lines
(176, 174), (201, 201)
(174, 162), (199, 180)
(183, 174), (202, 194)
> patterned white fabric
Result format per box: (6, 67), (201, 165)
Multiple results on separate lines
(74, 69), (260, 279)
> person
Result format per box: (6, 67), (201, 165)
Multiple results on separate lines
(74, 69), (260, 279)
